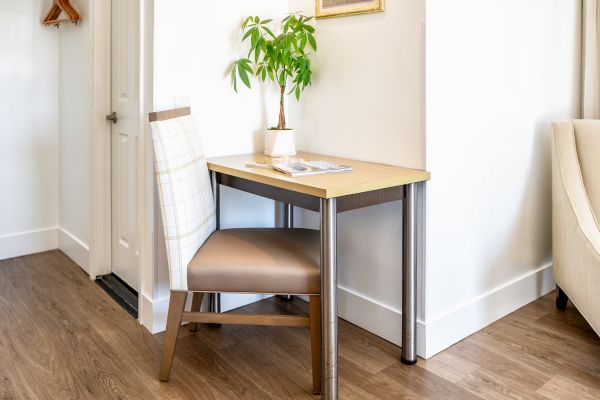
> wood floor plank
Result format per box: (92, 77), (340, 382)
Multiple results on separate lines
(341, 371), (429, 400)
(337, 319), (401, 375)
(420, 352), (478, 383)
(2, 251), (600, 399)
(447, 339), (548, 390)
(381, 363), (485, 400)
(485, 317), (600, 379)
(457, 368), (549, 400)
(217, 329), (316, 399)
(465, 327), (600, 397)
(537, 375), (600, 400)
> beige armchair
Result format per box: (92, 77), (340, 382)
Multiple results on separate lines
(552, 120), (600, 336)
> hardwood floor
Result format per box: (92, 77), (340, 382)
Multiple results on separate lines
(1, 250), (599, 399)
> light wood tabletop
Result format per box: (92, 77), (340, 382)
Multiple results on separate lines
(206, 152), (431, 199)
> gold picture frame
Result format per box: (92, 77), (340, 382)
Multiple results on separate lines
(315, 0), (384, 19)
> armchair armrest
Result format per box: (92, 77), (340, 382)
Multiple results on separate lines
(553, 121), (600, 255)
(552, 121), (600, 335)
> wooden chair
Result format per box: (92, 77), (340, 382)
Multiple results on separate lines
(149, 107), (321, 394)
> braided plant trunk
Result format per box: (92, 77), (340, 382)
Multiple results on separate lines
(277, 85), (286, 130)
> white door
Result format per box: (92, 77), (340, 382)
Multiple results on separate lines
(110, 0), (140, 291)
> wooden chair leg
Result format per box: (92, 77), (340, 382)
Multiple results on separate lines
(159, 291), (187, 382)
(309, 295), (322, 395)
(189, 292), (204, 332)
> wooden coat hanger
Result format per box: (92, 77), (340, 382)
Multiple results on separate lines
(43, 0), (80, 28)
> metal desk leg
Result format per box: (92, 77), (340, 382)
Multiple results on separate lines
(284, 203), (294, 228)
(278, 203), (294, 302)
(208, 292), (221, 313)
(402, 183), (417, 364)
(320, 198), (337, 399)
(209, 171), (221, 314)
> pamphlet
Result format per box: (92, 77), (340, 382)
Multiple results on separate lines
(270, 160), (353, 177)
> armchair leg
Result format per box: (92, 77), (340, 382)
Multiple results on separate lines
(556, 286), (569, 311)
(159, 291), (187, 381)
(189, 292), (204, 332)
(309, 295), (322, 395)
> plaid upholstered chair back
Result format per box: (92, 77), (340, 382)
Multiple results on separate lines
(150, 111), (216, 291)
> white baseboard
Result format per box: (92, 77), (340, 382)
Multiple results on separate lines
(139, 265), (554, 356)
(220, 293), (273, 312)
(58, 228), (90, 274)
(140, 292), (272, 334)
(0, 228), (58, 261)
(338, 285), (427, 357)
(423, 262), (555, 358)
(337, 263), (555, 359)
(141, 293), (170, 334)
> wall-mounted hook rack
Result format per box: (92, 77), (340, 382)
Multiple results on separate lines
(43, 0), (80, 28)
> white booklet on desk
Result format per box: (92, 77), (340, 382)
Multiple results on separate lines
(271, 160), (353, 177)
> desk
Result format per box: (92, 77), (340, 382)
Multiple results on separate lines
(207, 152), (430, 400)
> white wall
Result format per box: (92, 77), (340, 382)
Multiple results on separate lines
(147, 0), (289, 332)
(424, 0), (581, 357)
(288, 0), (426, 351)
(288, 0), (425, 168)
(58, 0), (91, 271)
(0, 0), (60, 260)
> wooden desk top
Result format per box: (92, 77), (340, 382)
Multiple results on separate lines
(207, 152), (430, 199)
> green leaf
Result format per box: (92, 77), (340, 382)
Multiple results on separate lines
(255, 39), (264, 63)
(238, 64), (252, 89)
(242, 28), (254, 41)
(299, 34), (307, 51)
(295, 85), (301, 100)
(308, 34), (317, 51)
(261, 19), (273, 24)
(238, 58), (253, 72)
(254, 16), (260, 23)
(304, 25), (315, 33)
(262, 26), (276, 39)
(242, 16), (252, 29)
(251, 29), (259, 48)
(231, 63), (238, 92)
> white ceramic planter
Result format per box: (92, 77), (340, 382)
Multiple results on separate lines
(264, 129), (296, 157)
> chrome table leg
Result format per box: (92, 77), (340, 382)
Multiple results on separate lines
(211, 171), (220, 230)
(284, 203), (294, 228)
(208, 292), (221, 313)
(210, 171), (221, 315)
(320, 198), (337, 399)
(278, 203), (295, 302)
(402, 183), (418, 364)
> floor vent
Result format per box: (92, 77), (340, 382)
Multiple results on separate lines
(96, 274), (138, 319)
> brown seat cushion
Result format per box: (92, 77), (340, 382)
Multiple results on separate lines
(187, 228), (320, 295)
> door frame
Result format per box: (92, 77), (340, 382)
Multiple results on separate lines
(89, 0), (112, 280)
(89, 0), (155, 326)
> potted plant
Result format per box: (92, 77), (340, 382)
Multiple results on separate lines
(231, 14), (317, 157)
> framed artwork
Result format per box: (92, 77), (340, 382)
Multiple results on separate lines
(315, 0), (384, 19)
